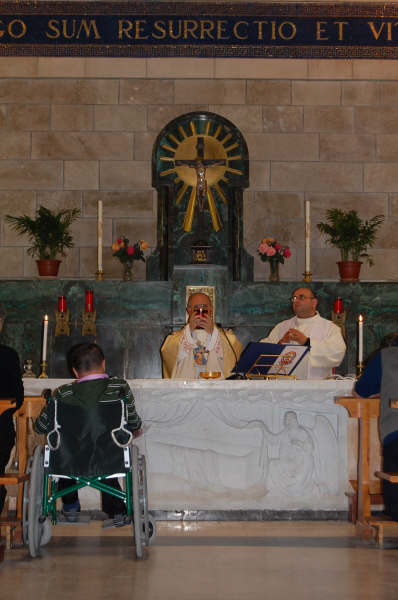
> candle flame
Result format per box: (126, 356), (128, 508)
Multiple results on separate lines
(44, 314), (49, 321)
(358, 314), (364, 322)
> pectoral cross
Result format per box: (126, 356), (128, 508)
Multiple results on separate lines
(175, 136), (225, 217)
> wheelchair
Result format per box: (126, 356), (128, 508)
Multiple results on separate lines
(22, 392), (156, 559)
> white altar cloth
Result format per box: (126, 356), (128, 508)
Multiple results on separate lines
(24, 378), (355, 513)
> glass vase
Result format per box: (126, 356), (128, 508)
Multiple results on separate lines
(122, 262), (134, 281)
(269, 261), (280, 282)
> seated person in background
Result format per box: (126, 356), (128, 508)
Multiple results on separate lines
(354, 333), (398, 521)
(161, 292), (242, 379)
(0, 303), (24, 516)
(260, 288), (346, 379)
(35, 342), (142, 524)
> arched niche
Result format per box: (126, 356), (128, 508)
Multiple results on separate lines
(147, 111), (253, 281)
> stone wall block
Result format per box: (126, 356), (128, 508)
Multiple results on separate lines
(0, 80), (117, 105)
(0, 57), (38, 78)
(175, 80), (245, 104)
(376, 135), (398, 161)
(320, 134), (375, 161)
(0, 132), (31, 159)
(209, 105), (262, 133)
(271, 162), (363, 192)
(76, 80), (119, 105)
(94, 105), (147, 132)
(113, 218), (156, 247)
(292, 81), (341, 105)
(360, 249), (398, 280)
(246, 81), (291, 105)
(85, 58), (147, 79)
(311, 247), (341, 280)
(1, 191), (36, 245)
(7, 104), (49, 131)
(389, 194), (398, 219)
(71, 217), (112, 247)
(147, 58), (214, 78)
(262, 107), (303, 132)
(254, 192), (303, 219)
(37, 191), (82, 213)
(38, 58), (85, 78)
(0, 248), (23, 276)
(64, 161), (99, 190)
(304, 107), (353, 132)
(308, 60), (352, 80)
(307, 193), (388, 221)
(120, 79), (174, 105)
(342, 81), (379, 106)
(83, 191), (154, 218)
(133, 132), (158, 161)
(100, 161), (151, 190)
(215, 59), (307, 79)
(246, 133), (318, 161)
(365, 164), (398, 192)
(380, 82), (398, 105)
(32, 132), (133, 160)
(248, 161), (270, 190)
(355, 107), (398, 133)
(0, 161), (62, 189)
(353, 60), (398, 81)
(52, 105), (93, 131)
(147, 104), (208, 132)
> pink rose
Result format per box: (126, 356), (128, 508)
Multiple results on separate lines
(127, 246), (135, 255)
(283, 247), (291, 258)
(266, 246), (276, 257)
(258, 243), (268, 255)
(275, 243), (281, 250)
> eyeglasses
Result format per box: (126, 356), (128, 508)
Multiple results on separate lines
(290, 295), (315, 302)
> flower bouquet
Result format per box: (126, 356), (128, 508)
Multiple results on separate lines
(257, 237), (291, 281)
(111, 236), (149, 280)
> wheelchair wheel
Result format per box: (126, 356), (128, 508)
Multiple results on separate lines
(28, 445), (51, 557)
(22, 456), (33, 545)
(132, 444), (143, 559)
(138, 454), (156, 546)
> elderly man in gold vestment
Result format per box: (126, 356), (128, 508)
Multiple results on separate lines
(161, 293), (242, 379)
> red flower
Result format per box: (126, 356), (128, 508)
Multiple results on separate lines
(283, 247), (291, 258)
(275, 243), (281, 250)
(117, 237), (122, 244)
(127, 246), (135, 255)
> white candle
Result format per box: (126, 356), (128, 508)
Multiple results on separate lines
(358, 314), (364, 363)
(97, 200), (103, 272)
(42, 314), (49, 362)
(305, 200), (311, 272)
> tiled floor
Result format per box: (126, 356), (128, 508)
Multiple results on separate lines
(2, 521), (398, 599)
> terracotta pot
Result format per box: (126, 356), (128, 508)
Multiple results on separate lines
(337, 260), (362, 282)
(36, 259), (61, 277)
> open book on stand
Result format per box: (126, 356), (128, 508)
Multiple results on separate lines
(233, 342), (310, 379)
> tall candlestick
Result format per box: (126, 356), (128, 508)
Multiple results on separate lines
(305, 200), (311, 273)
(97, 200), (103, 272)
(85, 289), (94, 313)
(58, 296), (66, 313)
(358, 314), (364, 363)
(42, 314), (49, 362)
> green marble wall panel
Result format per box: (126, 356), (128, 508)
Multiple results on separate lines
(0, 279), (397, 379)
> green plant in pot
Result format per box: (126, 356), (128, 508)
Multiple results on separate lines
(6, 205), (80, 277)
(317, 208), (384, 282)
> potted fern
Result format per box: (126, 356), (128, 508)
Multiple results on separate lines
(317, 209), (384, 281)
(6, 205), (80, 277)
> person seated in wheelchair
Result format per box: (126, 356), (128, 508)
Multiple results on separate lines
(34, 342), (142, 526)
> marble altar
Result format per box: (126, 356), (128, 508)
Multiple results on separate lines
(24, 378), (355, 516)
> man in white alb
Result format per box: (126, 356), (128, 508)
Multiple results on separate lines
(161, 292), (242, 379)
(260, 288), (346, 379)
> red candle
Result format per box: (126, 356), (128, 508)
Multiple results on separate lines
(85, 289), (94, 313)
(334, 297), (343, 314)
(58, 296), (66, 313)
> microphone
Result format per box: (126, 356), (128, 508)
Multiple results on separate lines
(217, 323), (246, 380)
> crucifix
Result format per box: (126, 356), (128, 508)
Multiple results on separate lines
(175, 136), (226, 213)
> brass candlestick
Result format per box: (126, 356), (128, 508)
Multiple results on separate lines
(96, 269), (104, 281)
(356, 361), (364, 379)
(55, 310), (70, 336)
(331, 310), (346, 338)
(38, 360), (48, 378)
(303, 271), (312, 282)
(82, 310), (96, 336)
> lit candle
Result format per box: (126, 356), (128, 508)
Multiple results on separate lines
(85, 289), (94, 313)
(42, 314), (49, 362)
(305, 200), (311, 273)
(334, 297), (343, 314)
(358, 314), (364, 363)
(58, 296), (66, 313)
(97, 200), (103, 272)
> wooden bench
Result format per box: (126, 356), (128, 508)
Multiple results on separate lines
(0, 396), (45, 549)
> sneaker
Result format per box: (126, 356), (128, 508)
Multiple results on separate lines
(102, 513), (131, 529)
(62, 501), (81, 523)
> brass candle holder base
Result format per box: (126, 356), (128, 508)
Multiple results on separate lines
(96, 269), (104, 281)
(82, 310), (96, 336)
(331, 310), (346, 338)
(38, 360), (48, 378)
(55, 310), (70, 336)
(303, 271), (312, 282)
